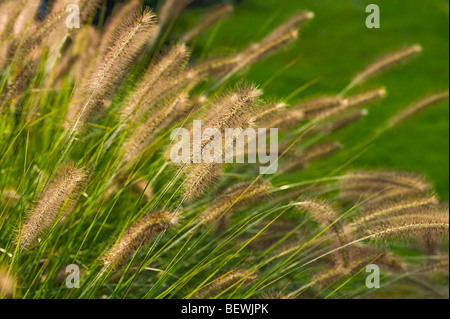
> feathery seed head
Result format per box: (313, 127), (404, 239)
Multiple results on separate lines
(281, 141), (342, 173)
(352, 195), (440, 227)
(314, 89), (385, 122)
(182, 3), (234, 43)
(67, 8), (157, 129)
(346, 89), (387, 108)
(295, 198), (353, 266)
(262, 11), (314, 46)
(183, 163), (223, 201)
(102, 211), (177, 268)
(98, 0), (142, 56)
(121, 43), (191, 122)
(202, 84), (262, 131)
(16, 163), (89, 252)
(339, 171), (432, 201)
(357, 211), (449, 241)
(0, 266), (14, 298)
(159, 0), (193, 27)
(306, 109), (368, 136)
(200, 181), (272, 225)
(193, 270), (257, 299)
(122, 94), (190, 167)
(351, 45), (422, 87)
(235, 29), (298, 71)
(389, 91), (449, 127)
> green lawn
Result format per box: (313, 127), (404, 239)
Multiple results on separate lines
(175, 0), (449, 198)
(1, 0), (448, 300)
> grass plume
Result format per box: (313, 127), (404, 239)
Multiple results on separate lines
(182, 3), (234, 43)
(66, 8), (157, 130)
(200, 181), (271, 225)
(0, 2), (447, 300)
(389, 91), (449, 127)
(102, 211), (178, 269)
(16, 163), (88, 252)
(343, 45), (422, 94)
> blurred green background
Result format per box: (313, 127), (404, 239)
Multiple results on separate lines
(167, 0), (449, 199)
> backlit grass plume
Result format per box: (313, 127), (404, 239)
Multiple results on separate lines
(342, 45), (422, 95)
(16, 163), (88, 252)
(0, 1), (448, 300)
(159, 0), (193, 27)
(281, 141), (343, 172)
(181, 85), (262, 200)
(389, 91), (450, 127)
(182, 3), (234, 43)
(357, 213), (449, 241)
(120, 43), (190, 123)
(66, 8), (157, 130)
(192, 270), (257, 299)
(0, 266), (14, 298)
(102, 211), (178, 269)
(351, 195), (440, 227)
(200, 181), (271, 225)
(338, 170), (432, 202)
(296, 199), (353, 267)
